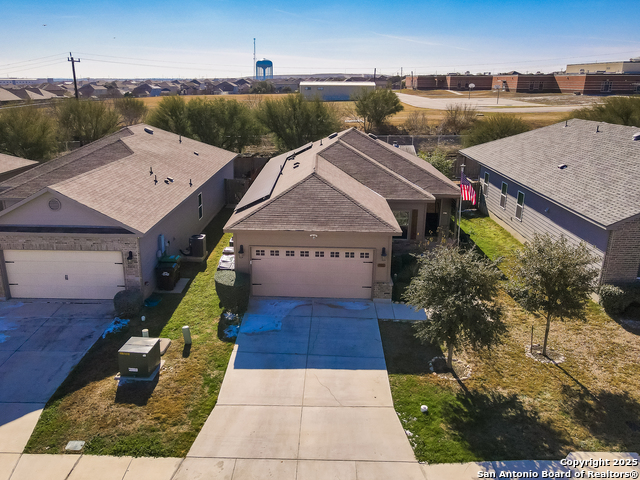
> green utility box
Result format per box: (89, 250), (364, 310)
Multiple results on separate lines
(118, 337), (161, 378)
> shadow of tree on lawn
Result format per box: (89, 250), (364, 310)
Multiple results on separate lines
(560, 384), (640, 451)
(443, 389), (567, 461)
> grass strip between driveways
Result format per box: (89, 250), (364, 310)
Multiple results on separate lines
(25, 208), (236, 457)
(380, 212), (640, 463)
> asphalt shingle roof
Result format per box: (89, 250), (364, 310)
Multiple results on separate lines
(339, 129), (460, 197)
(459, 119), (640, 228)
(0, 125), (236, 235)
(0, 154), (37, 175)
(225, 127), (461, 233)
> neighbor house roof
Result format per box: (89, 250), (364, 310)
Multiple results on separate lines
(0, 88), (21, 102)
(0, 125), (237, 235)
(0, 154), (38, 175)
(459, 119), (640, 228)
(225, 128), (461, 233)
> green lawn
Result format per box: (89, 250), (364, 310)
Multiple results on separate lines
(381, 212), (640, 463)
(25, 208), (237, 457)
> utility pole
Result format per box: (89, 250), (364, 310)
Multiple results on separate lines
(68, 52), (80, 100)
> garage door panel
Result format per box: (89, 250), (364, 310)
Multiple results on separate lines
(4, 250), (125, 299)
(251, 247), (374, 299)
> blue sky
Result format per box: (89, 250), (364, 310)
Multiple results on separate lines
(1, 0), (639, 79)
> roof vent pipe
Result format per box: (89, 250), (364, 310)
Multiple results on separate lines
(596, 125), (600, 133)
(564, 120), (568, 127)
(150, 167), (153, 175)
(179, 135), (182, 144)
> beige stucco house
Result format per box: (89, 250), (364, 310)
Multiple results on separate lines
(224, 128), (459, 300)
(0, 125), (236, 300)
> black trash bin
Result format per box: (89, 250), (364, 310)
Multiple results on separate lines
(156, 262), (179, 290)
(190, 234), (206, 257)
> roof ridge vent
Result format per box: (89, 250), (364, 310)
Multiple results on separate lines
(633, 132), (640, 141)
(144, 127), (154, 134)
(328, 132), (338, 139)
(558, 164), (568, 170)
(368, 133), (378, 140)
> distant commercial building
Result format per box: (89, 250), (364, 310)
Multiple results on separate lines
(300, 81), (375, 101)
(566, 58), (640, 74)
(0, 78), (51, 86)
(408, 71), (640, 95)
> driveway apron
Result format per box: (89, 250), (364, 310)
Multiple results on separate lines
(185, 298), (422, 479)
(0, 300), (114, 454)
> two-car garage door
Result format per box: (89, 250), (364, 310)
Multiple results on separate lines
(251, 247), (373, 299)
(4, 250), (126, 300)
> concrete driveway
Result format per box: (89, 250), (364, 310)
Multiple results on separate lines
(181, 298), (426, 480)
(0, 300), (114, 454)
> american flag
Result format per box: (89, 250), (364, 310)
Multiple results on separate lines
(460, 172), (476, 205)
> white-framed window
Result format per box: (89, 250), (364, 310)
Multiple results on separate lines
(345, 252), (355, 258)
(300, 251), (309, 257)
(317, 87), (324, 90)
(483, 172), (490, 196)
(304, 86), (311, 90)
(330, 251), (340, 258)
(255, 249), (265, 256)
(500, 182), (508, 209)
(286, 250), (294, 256)
(270, 250), (279, 256)
(359, 252), (370, 259)
(198, 192), (203, 220)
(515, 191), (525, 221)
(315, 251), (324, 257)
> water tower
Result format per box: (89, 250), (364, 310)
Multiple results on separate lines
(256, 58), (273, 80)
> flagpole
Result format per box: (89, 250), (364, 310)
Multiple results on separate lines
(458, 164), (465, 245)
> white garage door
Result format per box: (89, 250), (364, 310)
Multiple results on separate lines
(251, 247), (373, 299)
(4, 250), (126, 300)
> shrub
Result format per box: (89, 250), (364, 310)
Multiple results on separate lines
(599, 283), (640, 315)
(215, 270), (250, 313)
(113, 289), (143, 318)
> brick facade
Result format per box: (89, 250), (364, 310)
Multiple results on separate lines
(373, 280), (393, 300)
(0, 233), (141, 300)
(600, 218), (640, 284)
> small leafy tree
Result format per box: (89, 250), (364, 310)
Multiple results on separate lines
(418, 149), (453, 177)
(249, 81), (275, 94)
(569, 96), (640, 127)
(0, 104), (58, 160)
(508, 234), (599, 356)
(404, 246), (506, 369)
(352, 88), (403, 133)
(56, 99), (121, 145)
(146, 95), (191, 137)
(438, 104), (477, 135)
(256, 93), (342, 150)
(113, 97), (148, 126)
(186, 97), (259, 153)
(462, 114), (530, 147)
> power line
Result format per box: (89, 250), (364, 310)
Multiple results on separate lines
(0, 52), (66, 68)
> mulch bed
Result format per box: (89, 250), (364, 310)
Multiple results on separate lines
(524, 343), (565, 364)
(428, 356), (472, 380)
